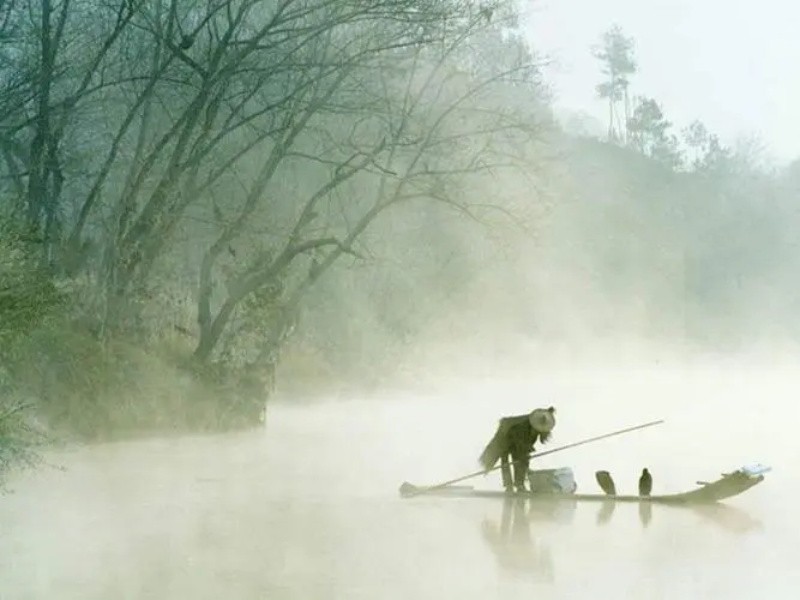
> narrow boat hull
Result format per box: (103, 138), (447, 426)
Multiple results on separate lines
(399, 464), (769, 505)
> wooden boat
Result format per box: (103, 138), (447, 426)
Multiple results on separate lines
(399, 464), (770, 505)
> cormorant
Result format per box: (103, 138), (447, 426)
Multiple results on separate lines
(595, 470), (617, 496)
(638, 468), (653, 497)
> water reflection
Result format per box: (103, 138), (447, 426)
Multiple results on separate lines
(480, 493), (762, 582)
(598, 498), (761, 533)
(480, 495), (563, 582)
(692, 502), (763, 534)
(597, 500), (616, 525)
(638, 501), (653, 528)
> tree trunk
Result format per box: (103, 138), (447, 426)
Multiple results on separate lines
(27, 0), (55, 234)
(623, 86), (630, 144)
(194, 296), (237, 362)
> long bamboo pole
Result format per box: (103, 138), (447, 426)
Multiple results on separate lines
(399, 419), (665, 497)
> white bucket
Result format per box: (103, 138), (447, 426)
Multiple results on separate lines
(527, 467), (577, 494)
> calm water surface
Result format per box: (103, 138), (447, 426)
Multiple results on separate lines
(0, 363), (795, 599)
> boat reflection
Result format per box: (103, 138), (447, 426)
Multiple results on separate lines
(690, 502), (763, 534)
(479, 493), (762, 579)
(597, 498), (761, 533)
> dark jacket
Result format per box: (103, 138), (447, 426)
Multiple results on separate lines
(479, 414), (545, 471)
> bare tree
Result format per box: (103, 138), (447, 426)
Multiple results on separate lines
(187, 2), (550, 397)
(1, 0), (552, 421)
(64, 1), (461, 328)
(0, 0), (143, 267)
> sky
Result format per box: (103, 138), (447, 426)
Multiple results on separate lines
(521, 0), (800, 165)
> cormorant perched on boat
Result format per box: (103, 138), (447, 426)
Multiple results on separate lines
(595, 470), (617, 496)
(478, 407), (556, 493)
(638, 468), (653, 497)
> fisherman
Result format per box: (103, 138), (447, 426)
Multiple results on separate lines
(479, 407), (556, 493)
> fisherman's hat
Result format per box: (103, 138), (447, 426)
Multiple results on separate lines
(529, 406), (556, 433)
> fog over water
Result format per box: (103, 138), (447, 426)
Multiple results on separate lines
(1, 354), (794, 599)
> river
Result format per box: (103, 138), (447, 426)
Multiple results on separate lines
(0, 361), (795, 599)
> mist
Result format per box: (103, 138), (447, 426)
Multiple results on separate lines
(0, 0), (796, 598)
